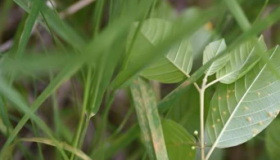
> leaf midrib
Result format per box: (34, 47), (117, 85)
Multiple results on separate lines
(210, 47), (278, 147)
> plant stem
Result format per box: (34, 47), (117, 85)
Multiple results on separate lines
(70, 68), (92, 160)
(200, 77), (207, 160)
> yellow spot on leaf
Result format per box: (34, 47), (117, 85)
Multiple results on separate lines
(247, 117), (252, 122)
(189, 152), (193, 156)
(253, 129), (259, 136)
(258, 121), (263, 126)
(218, 96), (222, 100)
(217, 119), (221, 123)
(268, 112), (272, 117)
(205, 22), (213, 30)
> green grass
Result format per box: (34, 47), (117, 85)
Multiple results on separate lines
(1, 0), (280, 160)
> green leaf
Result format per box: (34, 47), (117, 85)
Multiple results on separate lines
(162, 119), (196, 160)
(205, 47), (280, 149)
(158, 5), (280, 114)
(265, 119), (280, 160)
(203, 39), (228, 76)
(111, 6), (220, 89)
(130, 78), (169, 160)
(129, 19), (193, 83)
(166, 85), (200, 133)
(216, 36), (267, 84)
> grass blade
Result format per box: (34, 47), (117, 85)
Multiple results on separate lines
(19, 137), (92, 160)
(130, 78), (169, 160)
(16, 0), (43, 57)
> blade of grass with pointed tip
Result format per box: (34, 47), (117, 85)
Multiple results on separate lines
(130, 78), (169, 160)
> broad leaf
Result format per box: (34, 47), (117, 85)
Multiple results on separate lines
(216, 36), (266, 84)
(162, 119), (196, 160)
(265, 119), (280, 160)
(130, 78), (169, 160)
(203, 39), (229, 76)
(128, 19), (193, 83)
(206, 47), (280, 148)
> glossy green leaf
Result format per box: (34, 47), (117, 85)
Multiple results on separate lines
(162, 119), (196, 160)
(265, 119), (280, 160)
(205, 47), (280, 149)
(216, 36), (267, 84)
(129, 19), (193, 83)
(203, 39), (228, 76)
(130, 78), (169, 160)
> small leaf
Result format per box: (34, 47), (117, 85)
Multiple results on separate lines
(128, 19), (193, 83)
(206, 47), (280, 148)
(162, 119), (196, 160)
(130, 78), (169, 160)
(265, 119), (280, 160)
(203, 39), (228, 76)
(216, 36), (267, 84)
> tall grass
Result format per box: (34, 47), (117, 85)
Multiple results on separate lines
(0, 0), (280, 160)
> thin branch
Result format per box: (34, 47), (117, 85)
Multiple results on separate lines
(199, 73), (209, 160)
(204, 78), (220, 89)
(59, 0), (96, 19)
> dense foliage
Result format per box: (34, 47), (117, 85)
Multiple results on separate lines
(1, 0), (280, 160)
